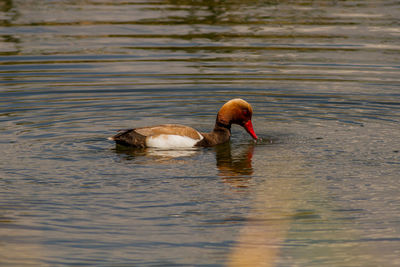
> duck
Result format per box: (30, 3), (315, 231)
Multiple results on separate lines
(108, 98), (257, 148)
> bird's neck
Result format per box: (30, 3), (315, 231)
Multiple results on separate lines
(208, 120), (231, 144)
(195, 120), (231, 147)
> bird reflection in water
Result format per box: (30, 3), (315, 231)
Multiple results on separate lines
(214, 142), (255, 188)
(113, 144), (199, 163)
(113, 141), (255, 188)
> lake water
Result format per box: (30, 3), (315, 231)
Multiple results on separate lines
(1, 0), (399, 266)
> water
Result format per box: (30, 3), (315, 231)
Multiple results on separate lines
(1, 0), (400, 266)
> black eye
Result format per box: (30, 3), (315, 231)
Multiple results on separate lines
(242, 109), (249, 116)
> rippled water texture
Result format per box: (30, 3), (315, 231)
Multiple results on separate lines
(1, 0), (400, 266)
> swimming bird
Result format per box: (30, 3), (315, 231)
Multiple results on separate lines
(108, 98), (257, 148)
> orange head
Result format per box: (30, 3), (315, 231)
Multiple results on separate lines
(217, 98), (258, 140)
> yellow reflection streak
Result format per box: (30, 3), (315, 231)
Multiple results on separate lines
(228, 148), (309, 267)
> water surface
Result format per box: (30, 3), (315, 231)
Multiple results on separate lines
(1, 0), (399, 266)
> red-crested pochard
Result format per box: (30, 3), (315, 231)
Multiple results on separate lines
(108, 98), (257, 148)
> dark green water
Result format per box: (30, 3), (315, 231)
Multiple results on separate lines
(1, 0), (399, 266)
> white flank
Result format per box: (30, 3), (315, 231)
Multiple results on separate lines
(146, 134), (202, 148)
